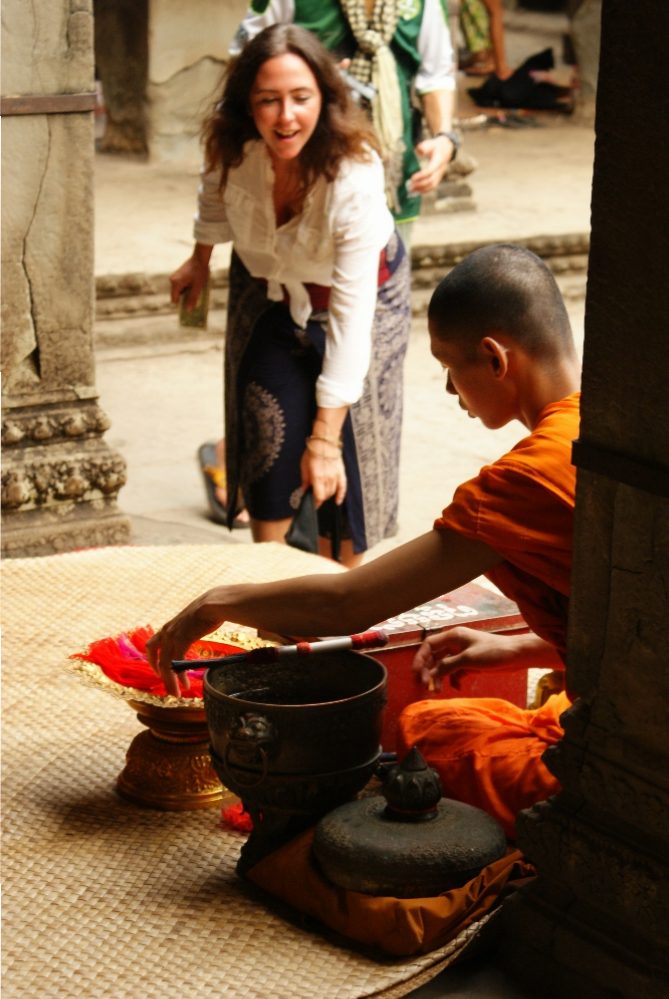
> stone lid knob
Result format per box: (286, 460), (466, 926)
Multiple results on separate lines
(382, 746), (442, 820)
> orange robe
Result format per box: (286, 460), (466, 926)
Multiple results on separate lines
(397, 393), (580, 838)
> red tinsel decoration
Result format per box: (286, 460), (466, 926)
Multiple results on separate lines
(221, 801), (254, 833)
(70, 625), (243, 699)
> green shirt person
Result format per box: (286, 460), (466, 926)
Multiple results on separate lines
(231, 0), (459, 238)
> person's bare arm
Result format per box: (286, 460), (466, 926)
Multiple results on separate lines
(409, 89), (456, 194)
(302, 405), (348, 507)
(146, 528), (502, 695)
(170, 243), (213, 308)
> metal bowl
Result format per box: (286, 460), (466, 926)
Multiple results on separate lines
(203, 650), (387, 869)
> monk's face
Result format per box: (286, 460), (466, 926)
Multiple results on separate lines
(429, 325), (512, 429)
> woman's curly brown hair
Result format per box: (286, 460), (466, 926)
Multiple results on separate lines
(203, 24), (380, 191)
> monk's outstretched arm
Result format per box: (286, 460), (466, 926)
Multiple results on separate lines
(146, 529), (502, 695)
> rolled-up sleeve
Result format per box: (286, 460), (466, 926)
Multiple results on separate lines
(193, 167), (233, 245)
(316, 158), (393, 408)
(415, 0), (456, 94)
(228, 0), (296, 55)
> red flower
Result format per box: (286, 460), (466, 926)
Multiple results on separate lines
(70, 625), (243, 699)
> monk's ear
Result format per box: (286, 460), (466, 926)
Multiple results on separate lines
(481, 336), (509, 378)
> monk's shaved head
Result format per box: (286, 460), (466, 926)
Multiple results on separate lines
(428, 244), (575, 361)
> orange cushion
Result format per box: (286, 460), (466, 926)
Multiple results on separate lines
(246, 827), (534, 957)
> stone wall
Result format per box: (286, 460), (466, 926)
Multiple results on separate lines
(147, 0), (248, 162)
(2, 0), (130, 556)
(94, 0), (248, 161)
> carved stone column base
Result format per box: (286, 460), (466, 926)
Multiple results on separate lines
(2, 398), (131, 557)
(1, 505), (132, 558)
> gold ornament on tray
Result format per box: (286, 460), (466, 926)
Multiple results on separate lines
(67, 624), (275, 811)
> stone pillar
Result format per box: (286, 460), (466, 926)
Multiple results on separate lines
(502, 2), (669, 996)
(94, 0), (149, 156)
(94, 0), (248, 162)
(569, 0), (601, 120)
(146, 0), (248, 162)
(1, 0), (130, 556)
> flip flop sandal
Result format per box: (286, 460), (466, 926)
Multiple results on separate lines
(197, 442), (250, 528)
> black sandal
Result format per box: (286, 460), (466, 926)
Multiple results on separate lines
(197, 442), (250, 528)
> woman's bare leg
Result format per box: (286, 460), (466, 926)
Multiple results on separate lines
(318, 537), (364, 569)
(250, 517), (294, 544)
(251, 519), (364, 569)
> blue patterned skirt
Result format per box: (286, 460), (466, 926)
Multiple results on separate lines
(224, 233), (411, 555)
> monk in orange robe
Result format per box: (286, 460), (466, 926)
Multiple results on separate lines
(397, 390), (579, 837)
(147, 243), (581, 840)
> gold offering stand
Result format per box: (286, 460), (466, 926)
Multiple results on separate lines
(67, 628), (274, 811)
(117, 698), (223, 810)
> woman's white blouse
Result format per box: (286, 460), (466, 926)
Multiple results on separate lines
(193, 141), (395, 408)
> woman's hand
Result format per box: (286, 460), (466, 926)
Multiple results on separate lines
(169, 245), (212, 309)
(412, 627), (559, 689)
(303, 408), (348, 507)
(301, 446), (347, 507)
(146, 587), (230, 696)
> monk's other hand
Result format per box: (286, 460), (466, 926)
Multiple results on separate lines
(412, 626), (519, 689)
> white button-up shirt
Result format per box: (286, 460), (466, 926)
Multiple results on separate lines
(194, 141), (394, 408)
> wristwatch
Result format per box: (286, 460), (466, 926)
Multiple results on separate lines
(433, 130), (460, 161)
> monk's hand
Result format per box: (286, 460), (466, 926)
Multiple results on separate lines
(146, 588), (231, 697)
(412, 627), (520, 690)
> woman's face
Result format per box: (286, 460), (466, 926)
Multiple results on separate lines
(250, 53), (323, 165)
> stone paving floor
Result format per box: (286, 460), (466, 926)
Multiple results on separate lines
(94, 104), (592, 555)
(95, 282), (585, 557)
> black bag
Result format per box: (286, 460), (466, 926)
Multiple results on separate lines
(285, 488), (342, 562)
(468, 48), (573, 113)
(285, 487), (319, 555)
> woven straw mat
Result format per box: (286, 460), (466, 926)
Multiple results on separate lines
(2, 543), (483, 999)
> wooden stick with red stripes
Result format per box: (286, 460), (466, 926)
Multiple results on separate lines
(171, 629), (391, 674)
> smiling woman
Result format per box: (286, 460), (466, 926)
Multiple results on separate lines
(170, 25), (412, 567)
(249, 53), (324, 224)
(250, 54), (323, 166)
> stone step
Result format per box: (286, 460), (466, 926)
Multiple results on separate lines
(94, 232), (589, 348)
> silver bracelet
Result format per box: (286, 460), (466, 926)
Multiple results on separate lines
(432, 130), (460, 161)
